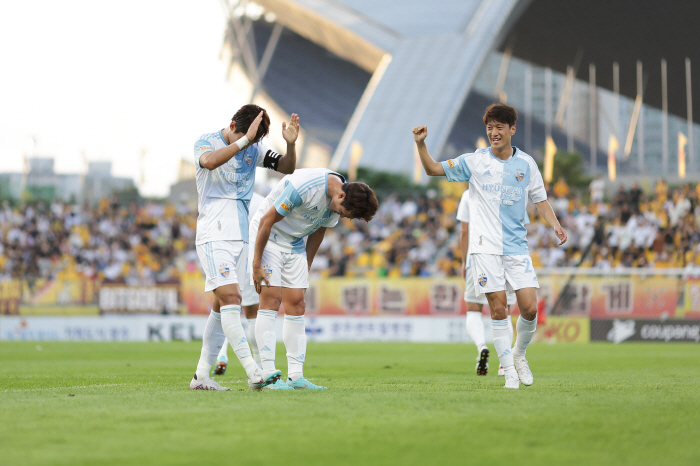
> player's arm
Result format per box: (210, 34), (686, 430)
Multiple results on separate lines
(252, 206), (285, 293)
(534, 200), (568, 246)
(275, 114), (300, 174)
(305, 227), (327, 270)
(199, 112), (264, 170)
(412, 126), (445, 176)
(459, 221), (469, 279)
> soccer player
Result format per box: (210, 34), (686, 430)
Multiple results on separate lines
(190, 104), (299, 391)
(457, 188), (514, 376)
(211, 191), (265, 376)
(414, 103), (567, 389)
(249, 168), (378, 389)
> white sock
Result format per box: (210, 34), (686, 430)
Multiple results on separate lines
(217, 338), (228, 360)
(507, 315), (514, 345)
(220, 304), (257, 378)
(492, 318), (514, 370)
(246, 318), (261, 367)
(513, 315), (537, 357)
(283, 314), (306, 381)
(195, 311), (225, 380)
(256, 310), (278, 372)
(465, 311), (486, 350)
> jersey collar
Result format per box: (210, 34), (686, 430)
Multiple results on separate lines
(219, 129), (229, 146)
(325, 171), (346, 197)
(488, 146), (518, 163)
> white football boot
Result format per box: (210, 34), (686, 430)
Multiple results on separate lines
(190, 374), (231, 391)
(513, 354), (534, 386)
(503, 367), (520, 389)
(247, 367), (266, 391)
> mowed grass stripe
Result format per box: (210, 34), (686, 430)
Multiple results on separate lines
(0, 342), (698, 466)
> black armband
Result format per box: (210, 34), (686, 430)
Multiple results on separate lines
(263, 150), (282, 170)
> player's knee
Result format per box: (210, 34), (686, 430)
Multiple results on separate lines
(285, 298), (305, 316)
(520, 305), (537, 321)
(490, 304), (508, 319)
(217, 289), (242, 306)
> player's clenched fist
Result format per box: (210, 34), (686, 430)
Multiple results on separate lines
(412, 125), (428, 143)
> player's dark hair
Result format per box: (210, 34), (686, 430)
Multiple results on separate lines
(232, 104), (270, 142)
(483, 103), (517, 127)
(341, 182), (378, 222)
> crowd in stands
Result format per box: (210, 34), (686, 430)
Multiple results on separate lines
(1, 178), (700, 284)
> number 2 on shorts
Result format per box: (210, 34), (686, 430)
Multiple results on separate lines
(522, 257), (532, 273)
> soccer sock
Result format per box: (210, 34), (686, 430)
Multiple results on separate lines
(220, 304), (257, 378)
(513, 315), (537, 358)
(246, 318), (261, 367)
(507, 315), (514, 345)
(465, 311), (486, 350)
(283, 314), (306, 381)
(195, 310), (225, 380)
(256, 310), (278, 372)
(217, 338), (228, 360)
(492, 318), (514, 370)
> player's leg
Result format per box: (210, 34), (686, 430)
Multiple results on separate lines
(471, 253), (518, 388)
(498, 294), (516, 376)
(504, 254), (540, 386)
(210, 296), (230, 376)
(281, 252), (325, 390)
(511, 287), (537, 386)
(190, 245), (230, 391)
(464, 265), (489, 375)
(253, 246), (288, 389)
(238, 241), (262, 368)
(243, 303), (261, 368)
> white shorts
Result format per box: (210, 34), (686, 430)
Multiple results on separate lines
(196, 241), (244, 292)
(470, 253), (539, 297)
(238, 244), (259, 306)
(465, 266), (516, 305)
(249, 245), (308, 289)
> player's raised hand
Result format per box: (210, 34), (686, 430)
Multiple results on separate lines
(412, 126), (428, 143)
(282, 113), (300, 144)
(253, 264), (270, 294)
(246, 111), (264, 143)
(554, 226), (568, 246)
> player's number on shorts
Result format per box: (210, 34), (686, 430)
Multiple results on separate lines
(522, 258), (532, 273)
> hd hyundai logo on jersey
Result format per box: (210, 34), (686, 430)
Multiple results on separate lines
(478, 274), (487, 287)
(219, 265), (230, 278)
(515, 169), (525, 182)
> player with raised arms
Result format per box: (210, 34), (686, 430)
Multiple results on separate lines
(414, 103), (567, 389)
(189, 104), (299, 391)
(249, 168), (378, 389)
(457, 188), (515, 376)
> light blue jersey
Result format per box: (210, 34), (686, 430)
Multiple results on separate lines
(250, 168), (344, 254)
(443, 147), (546, 255)
(193, 130), (280, 245)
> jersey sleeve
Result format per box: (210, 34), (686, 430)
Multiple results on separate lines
(194, 139), (214, 168)
(441, 154), (472, 182)
(273, 181), (303, 217)
(455, 190), (470, 223)
(255, 140), (283, 171)
(527, 160), (547, 203)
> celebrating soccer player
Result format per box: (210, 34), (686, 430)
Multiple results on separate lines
(249, 168), (378, 389)
(189, 104), (299, 391)
(414, 103), (567, 389)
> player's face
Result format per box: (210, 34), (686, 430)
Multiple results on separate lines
(329, 195), (351, 218)
(485, 120), (515, 151)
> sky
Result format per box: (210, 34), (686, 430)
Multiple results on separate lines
(0, 0), (246, 197)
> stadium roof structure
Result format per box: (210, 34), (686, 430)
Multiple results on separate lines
(222, 0), (700, 177)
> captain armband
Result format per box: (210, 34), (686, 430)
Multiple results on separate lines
(263, 149), (282, 170)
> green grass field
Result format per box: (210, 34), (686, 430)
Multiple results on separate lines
(1, 342), (699, 466)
